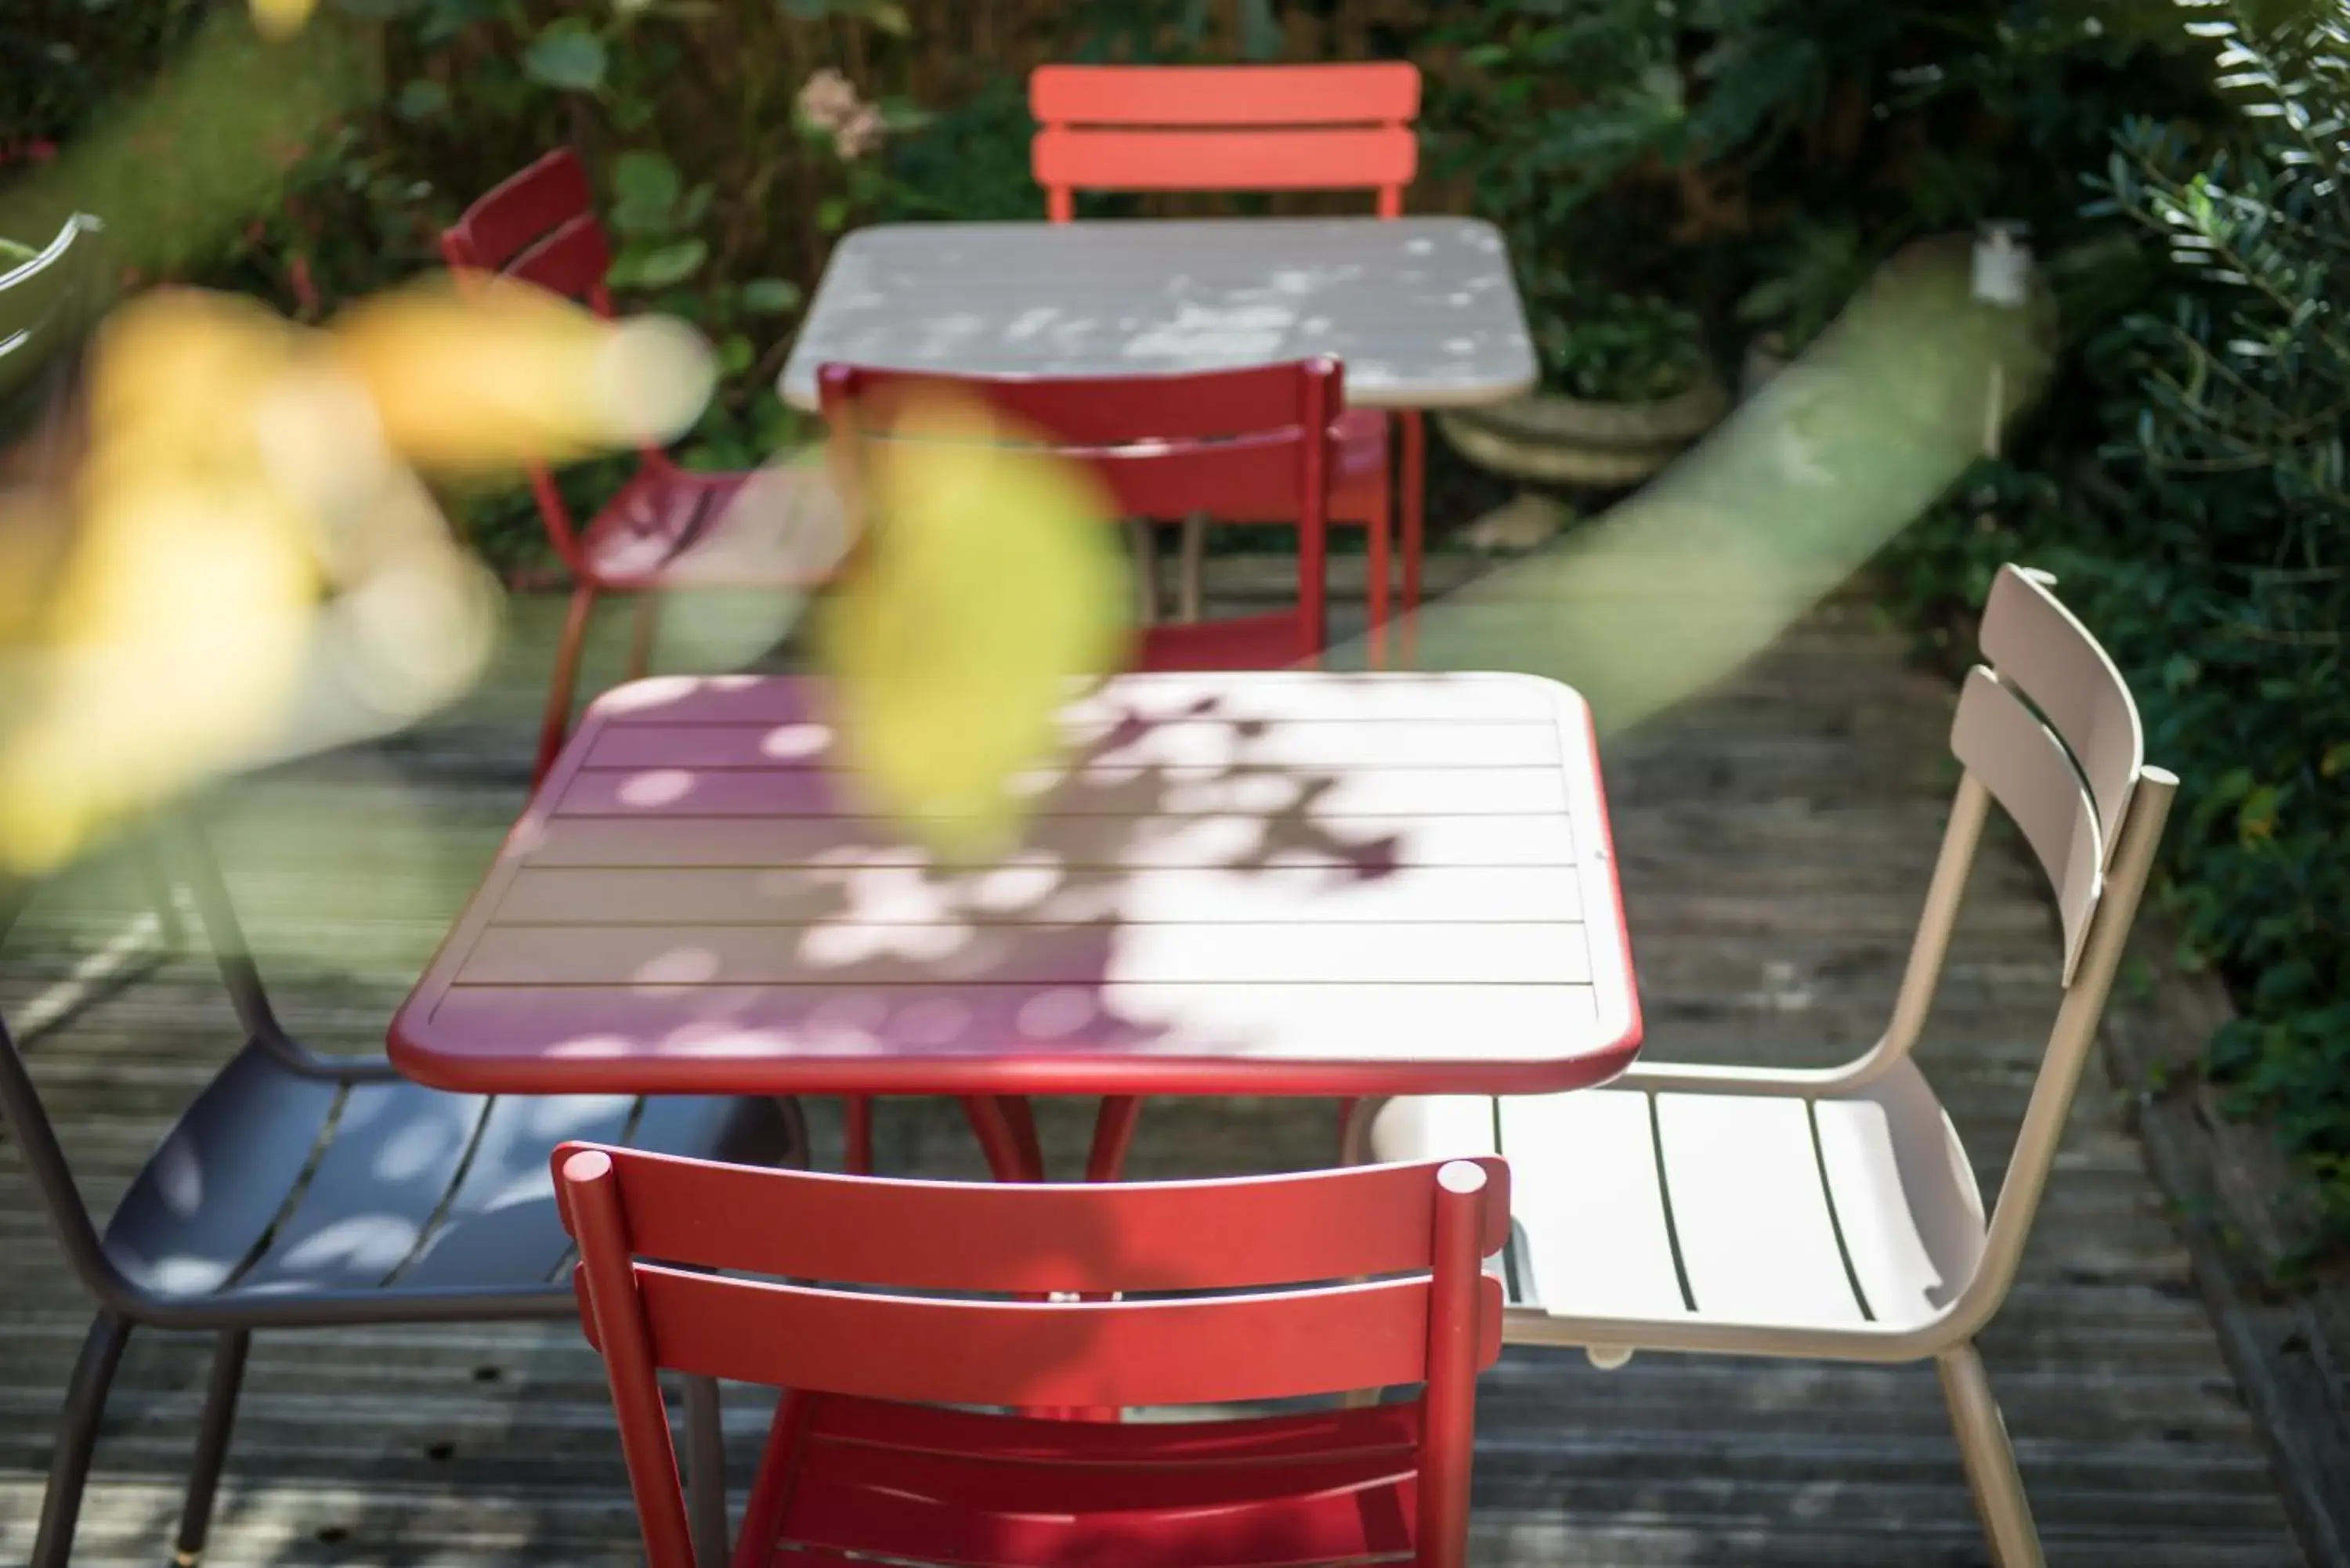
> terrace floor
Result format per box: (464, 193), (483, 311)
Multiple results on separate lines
(0, 559), (2310, 1566)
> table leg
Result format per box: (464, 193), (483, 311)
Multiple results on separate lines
(842, 1094), (873, 1175)
(960, 1095), (1044, 1183)
(1085, 1096), (1142, 1183)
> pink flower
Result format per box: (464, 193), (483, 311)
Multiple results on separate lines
(832, 103), (885, 163)
(796, 68), (861, 134)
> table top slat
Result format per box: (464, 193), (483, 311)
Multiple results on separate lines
(490, 864), (1589, 927)
(552, 764), (1572, 820)
(454, 919), (1596, 988)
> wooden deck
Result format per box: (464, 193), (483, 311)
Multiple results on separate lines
(0, 565), (2308, 1566)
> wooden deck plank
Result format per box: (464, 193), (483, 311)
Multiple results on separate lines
(0, 579), (2307, 1566)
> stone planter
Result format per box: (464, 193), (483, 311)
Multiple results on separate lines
(1435, 364), (1730, 488)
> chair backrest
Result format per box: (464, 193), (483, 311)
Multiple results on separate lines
(438, 149), (624, 568)
(818, 356), (1344, 663)
(439, 147), (613, 316)
(1878, 564), (2178, 1324)
(558, 1143), (1507, 1568)
(1029, 63), (1422, 221)
(0, 214), (106, 453)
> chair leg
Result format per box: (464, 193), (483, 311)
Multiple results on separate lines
(1084, 1096), (1142, 1183)
(31, 1313), (132, 1568)
(1937, 1342), (2044, 1568)
(533, 584), (599, 789)
(680, 1374), (729, 1568)
(173, 1330), (250, 1566)
(1123, 518), (1159, 628)
(625, 593), (661, 684)
(1177, 512), (1207, 624)
(1399, 410), (1426, 617)
(1365, 488), (1393, 667)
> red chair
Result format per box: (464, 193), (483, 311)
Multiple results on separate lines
(555, 1142), (1507, 1568)
(1029, 63), (1430, 632)
(441, 148), (833, 787)
(819, 356), (1347, 1178)
(819, 356), (1342, 678)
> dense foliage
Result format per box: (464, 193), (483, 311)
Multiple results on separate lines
(1877, 0), (2350, 1260)
(2, 0), (2343, 1253)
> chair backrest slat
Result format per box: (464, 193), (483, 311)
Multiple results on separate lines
(623, 1264), (1491, 1407)
(827, 360), (1326, 446)
(566, 1138), (1507, 1292)
(441, 148), (610, 315)
(1977, 565), (2142, 857)
(1033, 126), (1418, 199)
(1029, 63), (1422, 219)
(499, 214), (613, 307)
(1950, 666), (2104, 983)
(1032, 63), (1422, 126)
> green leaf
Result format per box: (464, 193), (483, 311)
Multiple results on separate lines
(739, 277), (802, 315)
(817, 195), (850, 233)
(611, 150), (681, 231)
(676, 183), (715, 229)
(633, 237), (708, 287)
(718, 334), (755, 374)
(1236, 0), (1282, 60)
(523, 27), (607, 92)
(394, 78), (449, 121)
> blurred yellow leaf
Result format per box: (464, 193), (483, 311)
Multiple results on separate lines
(250, 0), (319, 38)
(328, 276), (715, 475)
(818, 391), (1130, 858)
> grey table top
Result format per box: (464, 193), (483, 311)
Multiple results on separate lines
(778, 216), (1537, 413)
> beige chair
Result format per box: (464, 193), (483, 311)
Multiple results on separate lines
(1346, 564), (2177, 1568)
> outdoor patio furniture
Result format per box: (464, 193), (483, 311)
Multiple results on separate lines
(820, 356), (1344, 671)
(813, 354), (1350, 1168)
(1029, 62), (1424, 630)
(385, 665), (1640, 1194)
(1346, 564), (2178, 1568)
(557, 1142), (1507, 1568)
(776, 213), (1535, 659)
(440, 149), (837, 789)
(0, 212), (105, 446)
(0, 212), (190, 945)
(0, 811), (807, 1568)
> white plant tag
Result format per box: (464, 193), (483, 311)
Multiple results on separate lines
(1972, 222), (2032, 307)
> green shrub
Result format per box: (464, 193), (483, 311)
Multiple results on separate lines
(1876, 0), (2350, 1259)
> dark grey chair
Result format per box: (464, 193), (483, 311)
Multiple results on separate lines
(0, 813), (808, 1568)
(0, 211), (106, 450)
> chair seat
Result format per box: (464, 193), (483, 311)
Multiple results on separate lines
(754, 1396), (1424, 1568)
(103, 1042), (799, 1305)
(1137, 611), (1315, 672)
(581, 461), (848, 589)
(1360, 1058), (1987, 1346)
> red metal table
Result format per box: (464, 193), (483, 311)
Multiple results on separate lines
(389, 669), (1641, 1180)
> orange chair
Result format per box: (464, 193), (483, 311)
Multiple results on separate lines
(1029, 63), (1430, 632)
(442, 149), (837, 787)
(558, 1142), (1508, 1568)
